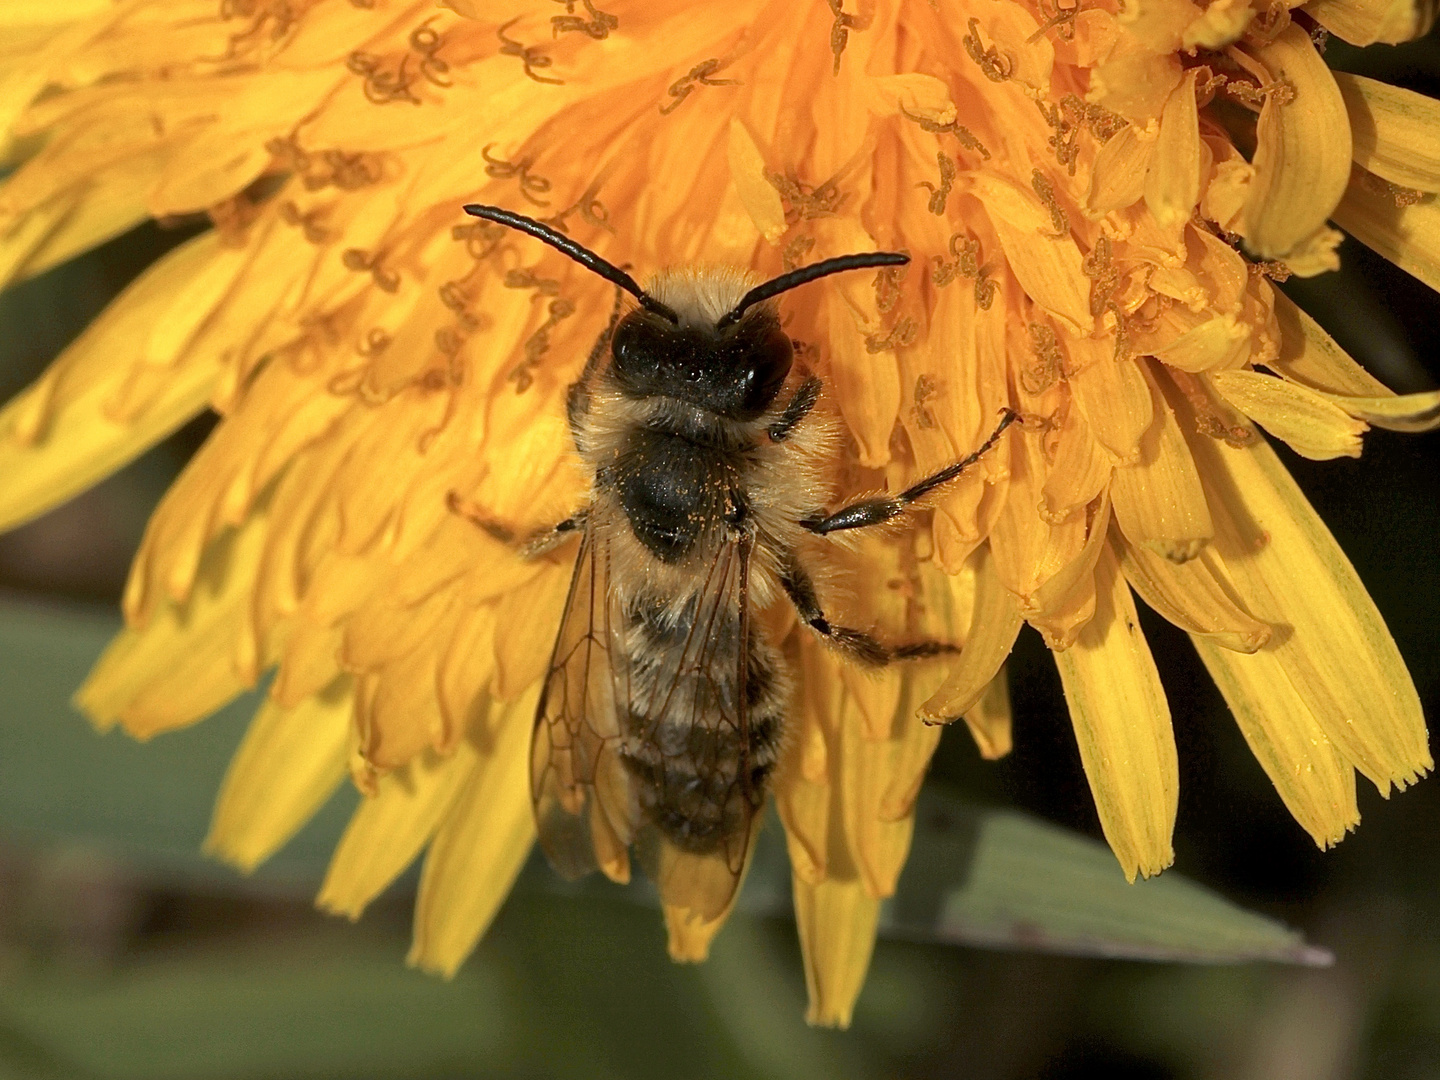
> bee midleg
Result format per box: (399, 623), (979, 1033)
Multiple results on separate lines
(767, 374), (822, 442)
(779, 552), (959, 668)
(799, 408), (1018, 536)
(446, 492), (587, 558)
(566, 284), (627, 442)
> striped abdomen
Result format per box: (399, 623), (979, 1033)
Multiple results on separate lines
(616, 589), (788, 854)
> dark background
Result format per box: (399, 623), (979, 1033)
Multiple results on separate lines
(0, 31), (1436, 1080)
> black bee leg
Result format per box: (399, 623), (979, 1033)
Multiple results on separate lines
(446, 492), (586, 558)
(800, 408), (1017, 535)
(768, 375), (823, 442)
(567, 284), (626, 441)
(780, 554), (958, 668)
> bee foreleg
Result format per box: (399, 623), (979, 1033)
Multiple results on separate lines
(767, 375), (822, 442)
(780, 554), (958, 668)
(799, 408), (1017, 535)
(446, 491), (587, 558)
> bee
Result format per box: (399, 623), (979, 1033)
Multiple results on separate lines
(457, 203), (1016, 921)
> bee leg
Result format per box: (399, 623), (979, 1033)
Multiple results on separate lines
(446, 492), (587, 558)
(780, 555), (958, 668)
(767, 375), (823, 442)
(799, 408), (1017, 535)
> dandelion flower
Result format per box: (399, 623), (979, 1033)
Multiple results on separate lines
(2, 0), (1439, 1027)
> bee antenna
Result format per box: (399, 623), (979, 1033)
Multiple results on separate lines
(717, 251), (911, 330)
(461, 204), (681, 324)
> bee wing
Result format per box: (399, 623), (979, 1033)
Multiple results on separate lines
(629, 533), (764, 923)
(531, 525), (636, 883)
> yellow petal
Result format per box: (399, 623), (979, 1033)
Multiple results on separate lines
(990, 216), (1093, 336)
(75, 506), (266, 738)
(1304, 0), (1437, 44)
(1267, 290), (1392, 397)
(1183, 414), (1431, 792)
(408, 690), (536, 977)
(1325, 389), (1440, 433)
(1335, 72), (1440, 193)
(918, 544), (1023, 721)
(205, 678), (353, 873)
(1115, 525), (1271, 653)
(793, 876), (880, 1029)
(1069, 341), (1155, 463)
(1026, 493), (1111, 650)
(1208, 369), (1369, 460)
(1109, 366), (1213, 562)
(1334, 167), (1440, 294)
(0, 232), (222, 532)
(727, 118), (786, 244)
(1193, 637), (1359, 848)
(1053, 544), (1177, 882)
(1041, 404), (1113, 524)
(960, 666), (1013, 761)
(316, 740), (478, 920)
(1087, 122), (1156, 215)
(1144, 70), (1201, 231)
(1240, 26), (1352, 262)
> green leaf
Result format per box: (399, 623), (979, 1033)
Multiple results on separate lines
(887, 787), (1330, 965)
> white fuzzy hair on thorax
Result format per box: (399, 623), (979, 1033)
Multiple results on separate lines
(643, 267), (762, 326)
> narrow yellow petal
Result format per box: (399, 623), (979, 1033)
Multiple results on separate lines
(1193, 637), (1359, 848)
(1144, 70), (1201, 230)
(0, 232), (222, 532)
(918, 544), (1023, 721)
(1087, 122), (1155, 215)
(1334, 167), (1440, 294)
(1325, 389), (1440, 433)
(1069, 342), (1155, 463)
(1267, 290), (1392, 397)
(75, 506), (267, 738)
(1183, 413), (1431, 792)
(990, 216), (1094, 336)
(1116, 526), (1271, 653)
(491, 561), (570, 700)
(1240, 26), (1352, 262)
(316, 740), (478, 920)
(1209, 369), (1369, 460)
(205, 678), (353, 873)
(727, 118), (786, 243)
(1054, 545), (1177, 882)
(408, 690), (536, 978)
(793, 876), (880, 1029)
(1304, 0), (1436, 45)
(960, 667), (1013, 761)
(1335, 72), (1440, 193)
(1109, 367), (1213, 562)
(1027, 494), (1111, 650)
(1041, 404), (1113, 524)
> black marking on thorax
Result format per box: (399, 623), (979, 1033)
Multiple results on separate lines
(611, 426), (751, 563)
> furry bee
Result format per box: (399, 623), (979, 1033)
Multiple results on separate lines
(458, 204), (1015, 920)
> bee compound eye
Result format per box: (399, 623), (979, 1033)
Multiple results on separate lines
(738, 330), (794, 416)
(609, 314), (668, 390)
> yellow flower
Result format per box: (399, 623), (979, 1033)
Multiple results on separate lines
(2, 0), (1439, 1027)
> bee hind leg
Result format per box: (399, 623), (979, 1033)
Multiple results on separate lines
(780, 554), (958, 668)
(446, 492), (587, 558)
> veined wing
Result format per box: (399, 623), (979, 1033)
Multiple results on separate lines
(626, 532), (765, 923)
(531, 525), (635, 883)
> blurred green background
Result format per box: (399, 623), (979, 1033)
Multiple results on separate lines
(0, 32), (1438, 1080)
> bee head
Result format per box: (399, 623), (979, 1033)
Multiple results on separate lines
(609, 305), (794, 421)
(459, 204), (908, 421)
